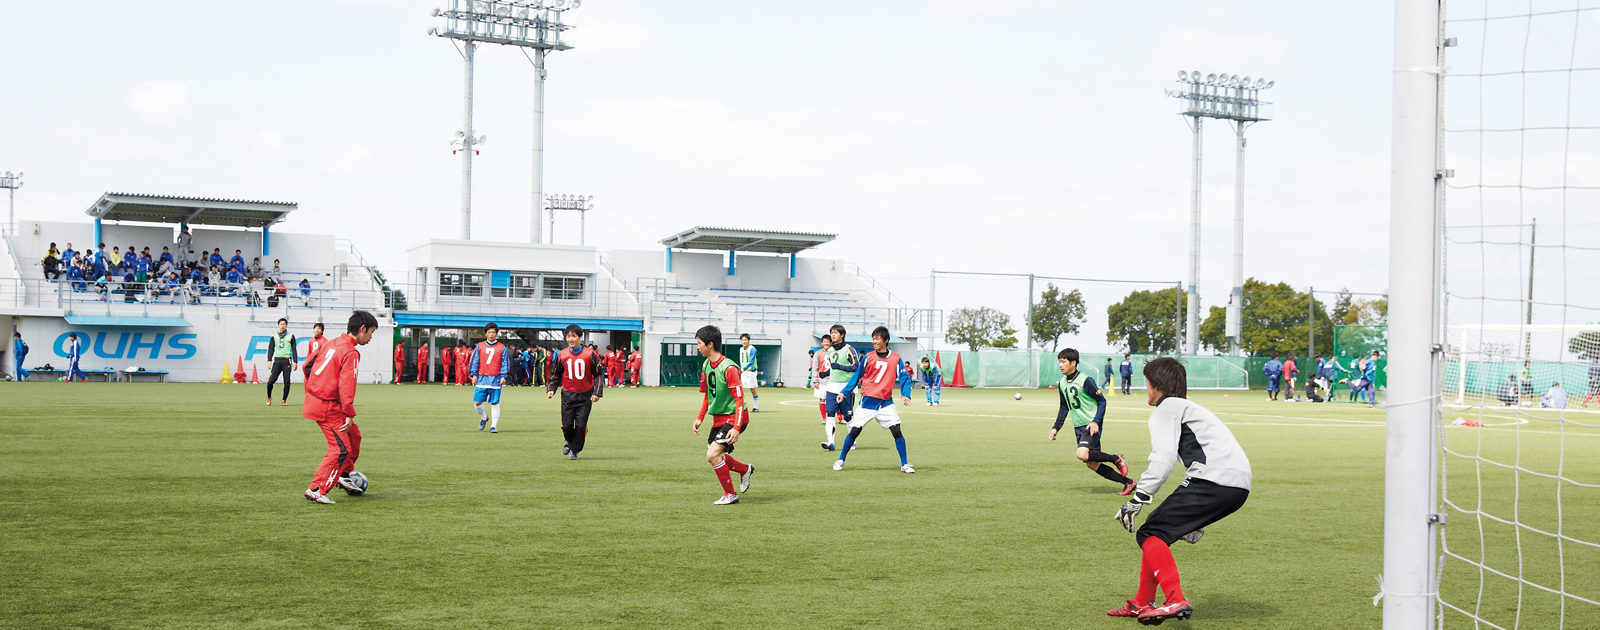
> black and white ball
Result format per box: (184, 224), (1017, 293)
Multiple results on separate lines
(343, 471), (368, 495)
(1014, 393), (1022, 400)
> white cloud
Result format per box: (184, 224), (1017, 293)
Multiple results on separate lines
(123, 81), (191, 126)
(928, 0), (1028, 19)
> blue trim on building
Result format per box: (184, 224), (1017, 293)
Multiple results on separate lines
(727, 250), (736, 276)
(63, 315), (192, 327)
(94, 219), (102, 246)
(665, 247), (673, 273)
(263, 226), (271, 257)
(789, 253), (797, 278)
(393, 311), (643, 331)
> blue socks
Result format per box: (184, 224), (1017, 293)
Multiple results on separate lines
(895, 436), (907, 466)
(839, 434), (857, 460)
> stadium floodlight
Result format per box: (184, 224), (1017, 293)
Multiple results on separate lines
(1178, 71), (1188, 80)
(429, 0), (580, 242)
(544, 193), (593, 245)
(0, 171), (21, 237)
(1167, 71), (1275, 355)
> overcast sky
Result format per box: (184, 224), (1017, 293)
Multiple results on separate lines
(2, 0), (1409, 351)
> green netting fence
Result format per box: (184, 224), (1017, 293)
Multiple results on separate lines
(917, 350), (1249, 390)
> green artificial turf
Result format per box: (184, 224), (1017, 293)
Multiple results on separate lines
(1, 382), (1594, 629)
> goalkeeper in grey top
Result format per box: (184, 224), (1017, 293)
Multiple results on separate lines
(1105, 356), (1251, 625)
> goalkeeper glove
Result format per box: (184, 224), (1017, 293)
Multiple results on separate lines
(1114, 491), (1153, 533)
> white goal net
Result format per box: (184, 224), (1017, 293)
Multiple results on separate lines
(1437, 2), (1600, 628)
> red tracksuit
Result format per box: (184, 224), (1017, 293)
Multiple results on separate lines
(441, 345), (454, 384)
(303, 334), (362, 495)
(303, 334), (327, 379)
(393, 343), (405, 384)
(455, 346), (470, 385)
(415, 345), (430, 383)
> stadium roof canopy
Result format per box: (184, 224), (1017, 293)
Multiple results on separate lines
(659, 227), (835, 254)
(85, 192), (296, 229)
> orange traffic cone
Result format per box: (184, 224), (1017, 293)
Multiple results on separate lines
(250, 364), (261, 384)
(949, 353), (968, 388)
(233, 356), (247, 383)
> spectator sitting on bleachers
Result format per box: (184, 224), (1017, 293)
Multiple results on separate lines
(209, 248), (224, 268)
(122, 270), (138, 303)
(61, 243), (76, 265)
(266, 259), (283, 285)
(165, 272), (180, 300)
(298, 278), (312, 307)
(207, 266), (223, 296)
(248, 257), (264, 280)
(122, 245), (135, 268)
(135, 252), (151, 284)
(42, 251), (60, 280)
(225, 266), (245, 296)
(159, 246), (174, 268)
(230, 250), (246, 273)
(67, 262), (85, 291)
(156, 256), (174, 278)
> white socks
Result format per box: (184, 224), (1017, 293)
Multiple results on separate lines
(824, 420), (836, 444)
(475, 404), (487, 421)
(490, 404), (500, 429)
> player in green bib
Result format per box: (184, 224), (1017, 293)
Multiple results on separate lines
(265, 317), (299, 406)
(1048, 348), (1135, 494)
(824, 324), (860, 428)
(693, 325), (754, 505)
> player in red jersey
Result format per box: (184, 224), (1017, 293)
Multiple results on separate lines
(415, 342), (429, 383)
(834, 326), (913, 473)
(393, 341), (405, 384)
(302, 311), (378, 504)
(547, 324), (605, 459)
(440, 339), (454, 385)
(627, 347), (642, 386)
(302, 323), (326, 380)
(457, 342), (471, 386)
(691, 325), (752, 505)
(469, 323), (511, 433)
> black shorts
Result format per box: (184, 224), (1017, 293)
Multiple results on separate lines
(1074, 423), (1102, 450)
(1136, 477), (1250, 546)
(707, 422), (749, 452)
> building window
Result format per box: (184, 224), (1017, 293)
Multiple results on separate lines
(542, 275), (585, 301)
(439, 270), (484, 297)
(512, 273), (540, 299)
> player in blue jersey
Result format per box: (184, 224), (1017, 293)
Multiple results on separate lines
(919, 357), (942, 405)
(833, 326), (914, 473)
(468, 322), (512, 433)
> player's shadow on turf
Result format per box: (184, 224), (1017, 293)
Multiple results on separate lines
(1193, 596), (1280, 620)
(737, 495), (789, 504)
(1088, 485), (1124, 494)
(573, 457), (639, 461)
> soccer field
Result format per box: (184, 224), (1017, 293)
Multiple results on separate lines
(1, 382), (1593, 629)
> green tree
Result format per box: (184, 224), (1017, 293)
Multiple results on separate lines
(1235, 278), (1334, 357)
(1198, 305), (1229, 353)
(947, 306), (1019, 350)
(1030, 284), (1087, 351)
(1569, 331), (1600, 360)
(1106, 287), (1185, 354)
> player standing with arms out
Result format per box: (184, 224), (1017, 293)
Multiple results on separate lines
(824, 325), (859, 436)
(265, 318), (299, 406)
(738, 333), (760, 413)
(691, 325), (753, 505)
(1048, 348), (1134, 494)
(1106, 357), (1251, 624)
(919, 356), (942, 406)
(303, 323), (326, 380)
(414, 341), (429, 383)
(833, 326), (914, 473)
(302, 311), (379, 505)
(393, 340), (405, 384)
(547, 324), (604, 459)
(470, 323), (512, 433)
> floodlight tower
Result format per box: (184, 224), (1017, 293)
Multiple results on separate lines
(0, 171), (20, 236)
(1167, 71), (1273, 355)
(429, 0), (579, 242)
(544, 194), (592, 245)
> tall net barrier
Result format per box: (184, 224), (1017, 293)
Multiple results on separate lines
(1438, 3), (1600, 627)
(920, 350), (1247, 390)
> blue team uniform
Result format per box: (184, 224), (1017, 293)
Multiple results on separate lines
(920, 363), (942, 404)
(469, 340), (512, 404)
(1263, 359), (1283, 393)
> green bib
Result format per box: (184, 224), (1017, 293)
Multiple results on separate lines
(1058, 370), (1098, 427)
(273, 332), (294, 360)
(703, 357), (738, 416)
(827, 345), (856, 384)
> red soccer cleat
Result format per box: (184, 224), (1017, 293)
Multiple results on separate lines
(1119, 481), (1138, 496)
(1137, 599), (1192, 625)
(1114, 453), (1129, 478)
(1107, 599), (1153, 618)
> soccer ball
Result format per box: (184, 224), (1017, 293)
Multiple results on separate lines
(1014, 393), (1022, 400)
(343, 471), (368, 496)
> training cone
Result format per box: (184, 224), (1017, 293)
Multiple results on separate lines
(221, 360), (233, 383)
(250, 365), (261, 384)
(949, 353), (968, 388)
(935, 351), (942, 369)
(233, 356), (247, 383)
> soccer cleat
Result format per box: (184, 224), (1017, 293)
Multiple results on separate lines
(901, 464), (915, 474)
(714, 493), (739, 505)
(490, 426), (497, 434)
(1137, 599), (1192, 625)
(281, 400), (288, 406)
(562, 444), (572, 455)
(1114, 453), (1129, 479)
(265, 399), (272, 406)
(568, 452), (578, 460)
(833, 460), (844, 471)
(1107, 600), (1154, 618)
(739, 465), (754, 493)
(821, 442), (835, 451)
(304, 489), (336, 504)
(1119, 481), (1137, 496)
(478, 419), (487, 431)
(926, 402), (932, 406)
(337, 475), (364, 496)
(1181, 528), (1205, 544)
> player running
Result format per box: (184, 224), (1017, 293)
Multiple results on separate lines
(547, 324), (604, 459)
(833, 326), (913, 473)
(738, 333), (760, 412)
(265, 318), (299, 406)
(1107, 357), (1252, 624)
(691, 325), (753, 505)
(469, 323), (511, 433)
(919, 356), (942, 406)
(1047, 348), (1134, 494)
(302, 311), (379, 505)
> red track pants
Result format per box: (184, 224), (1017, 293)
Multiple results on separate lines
(306, 400), (361, 494)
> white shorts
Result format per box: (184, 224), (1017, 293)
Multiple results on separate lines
(741, 371), (759, 389)
(848, 402), (901, 430)
(813, 384), (827, 399)
(826, 381), (847, 395)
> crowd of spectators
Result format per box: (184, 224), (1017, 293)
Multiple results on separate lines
(39, 228), (314, 307)
(407, 341), (643, 387)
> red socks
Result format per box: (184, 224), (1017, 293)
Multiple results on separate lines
(819, 402), (827, 418)
(1136, 537), (1184, 604)
(713, 460), (736, 495)
(723, 455), (749, 475)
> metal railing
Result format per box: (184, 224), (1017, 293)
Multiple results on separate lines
(5, 277), (388, 320)
(841, 262), (908, 309)
(401, 282), (645, 320)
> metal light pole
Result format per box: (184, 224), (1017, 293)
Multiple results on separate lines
(545, 194), (592, 245)
(430, 0), (578, 243)
(1169, 71), (1273, 355)
(0, 172), (21, 237)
